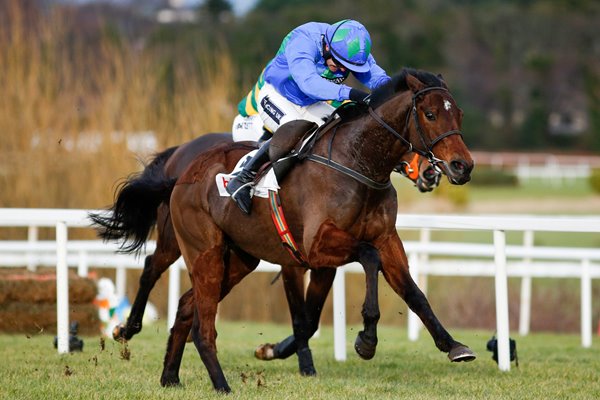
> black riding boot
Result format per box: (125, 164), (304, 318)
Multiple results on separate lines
(257, 128), (273, 145)
(226, 139), (271, 214)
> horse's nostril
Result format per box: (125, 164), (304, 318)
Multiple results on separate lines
(451, 161), (464, 173)
(423, 167), (437, 180)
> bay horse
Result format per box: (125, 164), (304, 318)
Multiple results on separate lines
(92, 136), (439, 344)
(91, 131), (442, 385)
(164, 68), (473, 392)
(91, 69), (474, 394)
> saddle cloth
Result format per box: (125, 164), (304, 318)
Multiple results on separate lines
(215, 150), (280, 198)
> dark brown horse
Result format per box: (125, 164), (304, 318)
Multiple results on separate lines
(91, 131), (442, 385)
(92, 136), (438, 344)
(165, 69), (473, 392)
(92, 69), (473, 390)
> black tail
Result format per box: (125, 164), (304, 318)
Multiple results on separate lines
(89, 146), (179, 254)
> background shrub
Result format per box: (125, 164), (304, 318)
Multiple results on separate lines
(589, 169), (600, 194)
(470, 167), (519, 187)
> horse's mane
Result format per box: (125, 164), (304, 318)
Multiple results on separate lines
(368, 68), (445, 109)
(336, 68), (445, 123)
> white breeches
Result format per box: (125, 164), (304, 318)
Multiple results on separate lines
(231, 83), (335, 142)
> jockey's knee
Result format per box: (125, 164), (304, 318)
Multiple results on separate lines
(232, 114), (264, 142)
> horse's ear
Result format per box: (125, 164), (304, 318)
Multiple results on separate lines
(406, 73), (426, 93)
(437, 73), (449, 89)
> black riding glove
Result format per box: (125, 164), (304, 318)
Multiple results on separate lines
(349, 88), (371, 106)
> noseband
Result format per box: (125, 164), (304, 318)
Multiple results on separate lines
(367, 86), (463, 172)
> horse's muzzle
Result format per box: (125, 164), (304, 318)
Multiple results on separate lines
(416, 166), (440, 192)
(445, 159), (473, 185)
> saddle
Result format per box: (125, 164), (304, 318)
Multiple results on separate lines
(266, 101), (364, 183)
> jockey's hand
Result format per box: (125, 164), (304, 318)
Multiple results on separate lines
(349, 88), (371, 106)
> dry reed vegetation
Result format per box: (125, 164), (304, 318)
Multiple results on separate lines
(0, 1), (237, 215)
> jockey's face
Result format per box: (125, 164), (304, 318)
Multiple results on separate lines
(324, 45), (346, 73)
(326, 57), (346, 73)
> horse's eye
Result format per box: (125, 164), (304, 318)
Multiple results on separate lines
(425, 111), (436, 121)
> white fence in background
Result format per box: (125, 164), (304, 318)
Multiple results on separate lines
(514, 161), (591, 184)
(473, 151), (600, 185)
(1, 209), (599, 372)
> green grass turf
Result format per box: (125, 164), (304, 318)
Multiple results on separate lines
(1, 321), (599, 399)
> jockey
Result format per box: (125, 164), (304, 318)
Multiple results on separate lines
(228, 19), (391, 214)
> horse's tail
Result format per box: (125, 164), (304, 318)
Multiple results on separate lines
(89, 146), (179, 254)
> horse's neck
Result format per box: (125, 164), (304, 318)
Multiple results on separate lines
(341, 94), (412, 182)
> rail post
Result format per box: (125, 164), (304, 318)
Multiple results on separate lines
(494, 229), (511, 371)
(581, 258), (592, 348)
(519, 230), (533, 336)
(27, 226), (38, 272)
(115, 265), (126, 299)
(407, 251), (420, 341)
(55, 221), (69, 354)
(333, 266), (346, 361)
(168, 259), (182, 329)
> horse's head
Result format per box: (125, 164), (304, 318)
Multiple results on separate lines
(396, 153), (441, 193)
(416, 157), (441, 192)
(404, 72), (474, 185)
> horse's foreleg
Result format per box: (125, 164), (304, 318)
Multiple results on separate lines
(376, 234), (475, 362)
(354, 242), (381, 360)
(160, 289), (193, 387)
(114, 207), (180, 342)
(160, 250), (257, 388)
(255, 268), (336, 363)
(304, 268), (336, 339)
(279, 266), (316, 376)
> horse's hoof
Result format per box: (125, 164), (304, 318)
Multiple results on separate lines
(255, 343), (276, 360)
(160, 375), (181, 387)
(354, 331), (377, 360)
(215, 387), (232, 394)
(112, 325), (127, 342)
(448, 344), (476, 362)
(300, 366), (317, 376)
(297, 347), (316, 376)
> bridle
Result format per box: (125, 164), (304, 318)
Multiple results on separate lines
(304, 85), (462, 191)
(367, 86), (463, 174)
(395, 154), (442, 190)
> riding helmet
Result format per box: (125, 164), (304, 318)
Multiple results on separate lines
(325, 19), (372, 73)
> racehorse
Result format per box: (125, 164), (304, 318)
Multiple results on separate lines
(166, 68), (474, 392)
(92, 136), (439, 344)
(91, 131), (441, 385)
(93, 68), (474, 392)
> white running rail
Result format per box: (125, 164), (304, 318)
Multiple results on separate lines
(0, 208), (599, 372)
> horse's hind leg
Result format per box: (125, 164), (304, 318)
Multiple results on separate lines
(376, 234), (475, 362)
(354, 242), (381, 360)
(258, 244), (381, 363)
(187, 246), (230, 392)
(160, 250), (257, 388)
(255, 268), (336, 363)
(114, 205), (181, 341)
(161, 289), (193, 387)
